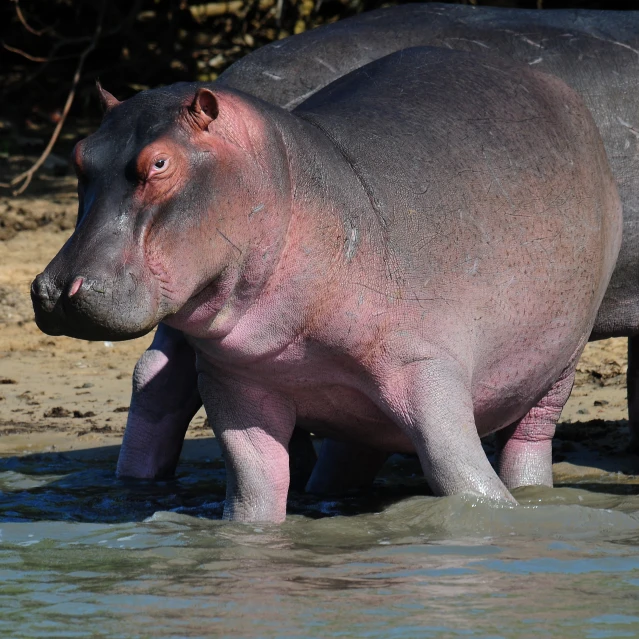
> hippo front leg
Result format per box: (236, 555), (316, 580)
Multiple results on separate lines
(387, 359), (515, 503)
(117, 324), (202, 479)
(198, 374), (296, 522)
(495, 367), (575, 489)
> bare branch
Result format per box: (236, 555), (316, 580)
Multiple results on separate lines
(14, 1), (49, 37)
(2, 42), (48, 63)
(7, 2), (107, 195)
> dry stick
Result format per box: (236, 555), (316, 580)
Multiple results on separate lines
(2, 42), (48, 63)
(8, 4), (105, 195)
(14, 1), (49, 37)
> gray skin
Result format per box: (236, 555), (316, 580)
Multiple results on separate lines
(116, 4), (639, 492)
(31, 47), (621, 521)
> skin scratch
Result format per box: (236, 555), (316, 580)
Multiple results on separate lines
(617, 116), (639, 139)
(445, 37), (490, 49)
(586, 31), (639, 59)
(284, 87), (322, 110)
(315, 57), (337, 73)
(216, 228), (243, 256)
(502, 30), (543, 49)
(344, 224), (359, 261)
(249, 203), (265, 218)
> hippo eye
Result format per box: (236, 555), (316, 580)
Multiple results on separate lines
(148, 156), (170, 177)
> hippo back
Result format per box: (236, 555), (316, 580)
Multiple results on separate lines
(217, 4), (639, 335)
(293, 47), (620, 345)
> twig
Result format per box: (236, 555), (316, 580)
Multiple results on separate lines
(2, 42), (48, 63)
(190, 2), (245, 21)
(4, 2), (141, 97)
(8, 2), (106, 195)
(14, 1), (49, 36)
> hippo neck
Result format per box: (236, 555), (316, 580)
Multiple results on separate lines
(169, 97), (386, 352)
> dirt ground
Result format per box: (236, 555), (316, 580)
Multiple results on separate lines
(1, 183), (638, 484)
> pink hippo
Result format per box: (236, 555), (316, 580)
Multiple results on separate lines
(32, 47), (621, 521)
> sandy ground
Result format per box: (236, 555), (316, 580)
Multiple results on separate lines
(1, 186), (638, 484)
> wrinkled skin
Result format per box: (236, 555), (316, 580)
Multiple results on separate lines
(32, 47), (621, 521)
(119, 4), (639, 489)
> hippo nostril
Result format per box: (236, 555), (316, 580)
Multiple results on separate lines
(31, 273), (62, 313)
(32, 274), (47, 299)
(68, 277), (84, 298)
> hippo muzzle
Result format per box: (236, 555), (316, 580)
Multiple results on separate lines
(31, 204), (164, 341)
(31, 269), (158, 341)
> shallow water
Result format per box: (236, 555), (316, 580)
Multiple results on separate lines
(1, 447), (638, 638)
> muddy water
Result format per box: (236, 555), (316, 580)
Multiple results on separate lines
(1, 448), (638, 639)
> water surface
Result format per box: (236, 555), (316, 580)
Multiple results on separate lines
(1, 444), (638, 638)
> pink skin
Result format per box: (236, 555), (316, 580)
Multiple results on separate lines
(118, 3), (639, 492)
(496, 366), (576, 489)
(68, 277), (83, 298)
(95, 49), (621, 521)
(171, 65), (618, 519)
(116, 325), (201, 479)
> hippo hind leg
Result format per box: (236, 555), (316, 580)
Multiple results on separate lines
(496, 366), (575, 490)
(387, 358), (515, 503)
(288, 428), (318, 491)
(305, 438), (388, 496)
(627, 336), (639, 453)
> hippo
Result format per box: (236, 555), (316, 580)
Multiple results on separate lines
(115, 4), (639, 492)
(31, 46), (621, 520)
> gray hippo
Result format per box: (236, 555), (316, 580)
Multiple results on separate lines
(116, 3), (639, 492)
(31, 47), (621, 521)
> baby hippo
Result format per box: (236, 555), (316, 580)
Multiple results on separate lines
(31, 47), (621, 522)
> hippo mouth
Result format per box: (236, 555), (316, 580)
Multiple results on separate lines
(31, 272), (160, 341)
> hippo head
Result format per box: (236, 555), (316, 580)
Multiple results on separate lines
(31, 83), (290, 340)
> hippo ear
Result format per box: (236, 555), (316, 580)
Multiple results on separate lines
(189, 88), (219, 130)
(96, 81), (121, 113)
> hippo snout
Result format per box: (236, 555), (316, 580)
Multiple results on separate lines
(31, 272), (106, 338)
(31, 272), (66, 335)
(31, 270), (158, 341)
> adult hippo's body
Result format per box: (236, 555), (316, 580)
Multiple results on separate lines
(221, 5), (639, 371)
(32, 47), (621, 521)
(115, 4), (639, 490)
